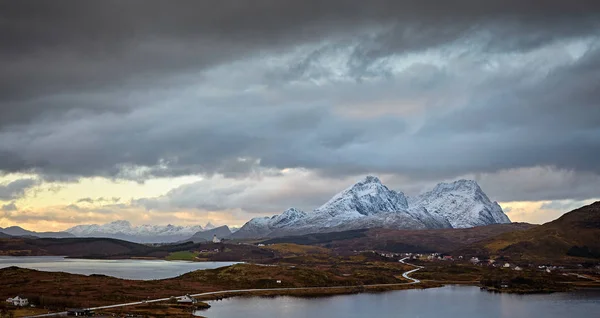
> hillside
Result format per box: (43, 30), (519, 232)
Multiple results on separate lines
(0, 237), (152, 257)
(455, 201), (600, 261)
(263, 223), (535, 253)
(184, 225), (232, 243)
(0, 236), (276, 262)
(0, 226), (74, 238)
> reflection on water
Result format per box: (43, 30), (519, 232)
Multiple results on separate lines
(198, 285), (600, 318)
(0, 256), (238, 280)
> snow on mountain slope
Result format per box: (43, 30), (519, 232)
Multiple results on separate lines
(233, 176), (510, 239)
(204, 222), (216, 230)
(410, 179), (511, 228)
(66, 220), (205, 243)
(313, 176), (408, 217)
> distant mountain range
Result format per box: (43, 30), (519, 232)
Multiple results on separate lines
(232, 176), (511, 239)
(65, 220), (230, 243)
(0, 226), (74, 238)
(1, 175), (510, 243)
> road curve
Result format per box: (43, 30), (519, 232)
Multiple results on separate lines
(25, 259), (423, 318)
(399, 257), (423, 284)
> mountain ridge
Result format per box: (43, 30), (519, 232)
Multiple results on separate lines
(66, 220), (213, 243)
(0, 226), (74, 239)
(232, 176), (510, 239)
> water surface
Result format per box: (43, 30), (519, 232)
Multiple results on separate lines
(0, 256), (237, 280)
(198, 285), (600, 318)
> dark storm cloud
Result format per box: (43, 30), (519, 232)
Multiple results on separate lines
(1, 202), (17, 212)
(1, 0), (600, 205)
(0, 178), (39, 200)
(1, 1), (599, 123)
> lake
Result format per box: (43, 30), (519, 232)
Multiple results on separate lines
(197, 285), (600, 318)
(0, 256), (238, 280)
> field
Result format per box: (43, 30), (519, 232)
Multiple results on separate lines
(166, 251), (199, 261)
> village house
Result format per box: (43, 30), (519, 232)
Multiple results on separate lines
(177, 295), (197, 304)
(503, 263), (511, 268)
(514, 266), (523, 271)
(6, 296), (28, 307)
(212, 234), (221, 243)
(66, 308), (93, 316)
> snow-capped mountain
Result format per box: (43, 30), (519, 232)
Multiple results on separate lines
(410, 179), (511, 228)
(204, 222), (216, 230)
(66, 220), (206, 243)
(232, 176), (510, 239)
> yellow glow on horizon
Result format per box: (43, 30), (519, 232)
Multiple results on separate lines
(4, 175), (203, 210)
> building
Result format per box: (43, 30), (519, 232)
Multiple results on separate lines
(503, 263), (511, 268)
(66, 308), (93, 316)
(6, 296), (28, 307)
(177, 295), (197, 304)
(276, 280), (282, 284)
(514, 266), (523, 271)
(212, 234), (221, 243)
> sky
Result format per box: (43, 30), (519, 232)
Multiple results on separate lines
(1, 1), (600, 231)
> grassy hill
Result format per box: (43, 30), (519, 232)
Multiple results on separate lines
(0, 237), (152, 257)
(0, 236), (276, 262)
(455, 201), (600, 262)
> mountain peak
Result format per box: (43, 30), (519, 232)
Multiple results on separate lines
(232, 176), (511, 239)
(271, 208), (307, 227)
(359, 175), (381, 184)
(315, 175), (408, 217)
(433, 179), (482, 192)
(415, 179), (509, 228)
(204, 222), (215, 230)
(109, 220), (132, 227)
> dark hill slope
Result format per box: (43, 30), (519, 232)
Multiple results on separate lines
(0, 226), (74, 238)
(263, 223), (535, 253)
(184, 225), (232, 243)
(455, 201), (600, 261)
(0, 237), (152, 257)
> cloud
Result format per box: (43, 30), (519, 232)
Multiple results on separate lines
(1, 202), (17, 212)
(76, 197), (121, 204)
(134, 169), (362, 215)
(0, 178), (39, 200)
(0, 1), (600, 229)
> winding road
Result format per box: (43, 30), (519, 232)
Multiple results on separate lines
(25, 259), (423, 317)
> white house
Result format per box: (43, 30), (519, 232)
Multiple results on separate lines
(177, 295), (197, 304)
(212, 234), (221, 243)
(6, 296), (29, 306)
(503, 263), (511, 268)
(514, 266), (523, 271)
